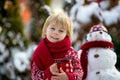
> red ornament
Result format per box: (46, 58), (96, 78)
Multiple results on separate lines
(55, 58), (73, 73)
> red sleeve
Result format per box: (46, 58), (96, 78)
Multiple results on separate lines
(31, 62), (52, 80)
(67, 48), (83, 80)
(31, 62), (44, 80)
(44, 67), (53, 79)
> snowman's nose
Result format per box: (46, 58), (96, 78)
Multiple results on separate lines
(94, 34), (98, 38)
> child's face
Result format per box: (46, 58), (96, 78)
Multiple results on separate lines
(45, 22), (67, 43)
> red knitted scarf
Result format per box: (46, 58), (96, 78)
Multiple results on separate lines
(80, 40), (114, 80)
(32, 36), (71, 69)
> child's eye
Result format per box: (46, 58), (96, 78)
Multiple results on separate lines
(51, 28), (55, 30)
(59, 30), (64, 33)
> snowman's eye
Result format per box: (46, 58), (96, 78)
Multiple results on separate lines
(99, 31), (103, 34)
(96, 71), (100, 74)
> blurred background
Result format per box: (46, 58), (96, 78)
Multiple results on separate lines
(0, 0), (120, 80)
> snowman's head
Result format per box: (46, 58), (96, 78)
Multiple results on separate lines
(86, 24), (112, 42)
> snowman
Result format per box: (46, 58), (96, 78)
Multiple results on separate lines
(78, 24), (120, 80)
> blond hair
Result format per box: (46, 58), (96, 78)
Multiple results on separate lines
(42, 12), (73, 40)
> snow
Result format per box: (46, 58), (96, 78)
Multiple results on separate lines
(11, 43), (37, 72)
(102, 10), (119, 26)
(77, 3), (99, 23)
(70, 1), (120, 27)
(0, 42), (37, 79)
(0, 42), (9, 63)
(42, 5), (52, 15)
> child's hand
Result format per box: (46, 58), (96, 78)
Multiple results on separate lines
(50, 63), (59, 75)
(51, 67), (69, 80)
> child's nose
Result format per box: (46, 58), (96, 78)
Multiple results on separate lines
(53, 30), (58, 35)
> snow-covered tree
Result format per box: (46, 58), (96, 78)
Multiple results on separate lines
(0, 0), (30, 79)
(28, 0), (51, 43)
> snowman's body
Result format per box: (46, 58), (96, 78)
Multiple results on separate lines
(79, 25), (120, 80)
(86, 48), (120, 80)
(88, 48), (116, 70)
(86, 68), (120, 80)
